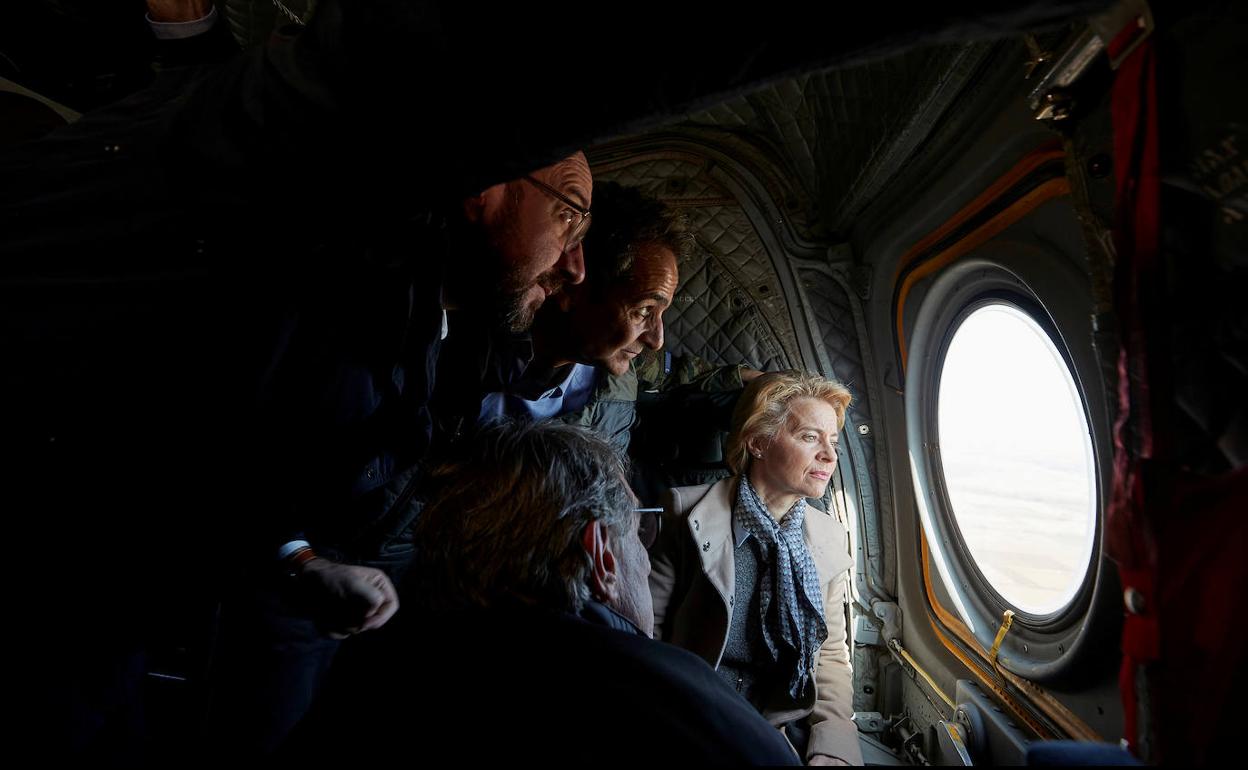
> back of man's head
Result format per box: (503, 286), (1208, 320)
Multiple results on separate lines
(412, 420), (634, 615)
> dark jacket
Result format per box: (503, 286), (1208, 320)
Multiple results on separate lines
(432, 332), (747, 457)
(2, 0), (1100, 625)
(556, 365), (639, 452)
(560, 350), (750, 454)
(288, 601), (801, 765)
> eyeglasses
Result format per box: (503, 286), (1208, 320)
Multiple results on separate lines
(522, 174), (592, 253)
(635, 507), (663, 550)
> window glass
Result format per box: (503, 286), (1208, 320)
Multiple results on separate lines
(937, 303), (1096, 615)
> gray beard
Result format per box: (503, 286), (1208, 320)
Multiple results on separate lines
(500, 290), (534, 333)
(499, 270), (565, 333)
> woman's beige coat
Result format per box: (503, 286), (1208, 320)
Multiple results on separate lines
(649, 478), (863, 764)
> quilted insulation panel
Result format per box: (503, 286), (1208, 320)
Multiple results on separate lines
(593, 156), (798, 372)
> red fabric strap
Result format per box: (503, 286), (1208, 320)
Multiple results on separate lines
(1108, 27), (1160, 761)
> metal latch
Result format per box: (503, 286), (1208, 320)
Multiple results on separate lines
(1027, 0), (1154, 121)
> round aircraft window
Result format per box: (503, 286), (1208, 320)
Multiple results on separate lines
(936, 302), (1096, 615)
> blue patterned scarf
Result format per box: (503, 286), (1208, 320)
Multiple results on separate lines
(734, 474), (828, 700)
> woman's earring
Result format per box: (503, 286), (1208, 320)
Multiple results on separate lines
(754, 452), (763, 459)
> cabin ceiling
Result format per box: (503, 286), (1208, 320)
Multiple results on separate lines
(3, 0), (1075, 384)
(588, 37), (1036, 375)
(677, 41), (1000, 242)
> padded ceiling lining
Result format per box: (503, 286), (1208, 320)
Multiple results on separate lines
(684, 42), (994, 240)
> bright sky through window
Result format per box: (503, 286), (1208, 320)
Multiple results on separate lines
(938, 304), (1096, 615)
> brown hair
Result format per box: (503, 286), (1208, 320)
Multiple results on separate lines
(581, 181), (694, 296)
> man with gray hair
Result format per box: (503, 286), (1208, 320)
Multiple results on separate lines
(288, 420), (799, 764)
(414, 418), (654, 630)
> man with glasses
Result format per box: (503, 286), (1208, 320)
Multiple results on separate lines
(439, 182), (759, 459)
(456, 167), (592, 334)
(270, 152), (592, 629)
(205, 152), (595, 755)
(0, 4), (600, 752)
(436, 182), (680, 450)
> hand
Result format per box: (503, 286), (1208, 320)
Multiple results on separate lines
(296, 558), (400, 639)
(146, 1), (214, 23)
(808, 756), (851, 766)
(740, 368), (765, 383)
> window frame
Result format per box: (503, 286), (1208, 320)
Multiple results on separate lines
(932, 292), (1098, 626)
(904, 256), (1119, 683)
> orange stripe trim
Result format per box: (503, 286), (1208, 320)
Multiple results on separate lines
(892, 141), (1066, 369)
(920, 533), (1103, 741)
(895, 176), (1070, 367)
(893, 140), (1102, 741)
(919, 534), (1055, 738)
(890, 141), (1064, 285)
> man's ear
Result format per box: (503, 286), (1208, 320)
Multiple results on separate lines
(581, 520), (620, 604)
(463, 181), (506, 225)
(462, 191), (487, 224)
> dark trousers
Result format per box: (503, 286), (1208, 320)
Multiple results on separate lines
(204, 576), (343, 756)
(203, 539), (417, 755)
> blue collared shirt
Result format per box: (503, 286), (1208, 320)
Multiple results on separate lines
(479, 362), (598, 422)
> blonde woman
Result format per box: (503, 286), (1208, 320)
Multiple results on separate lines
(649, 371), (861, 765)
